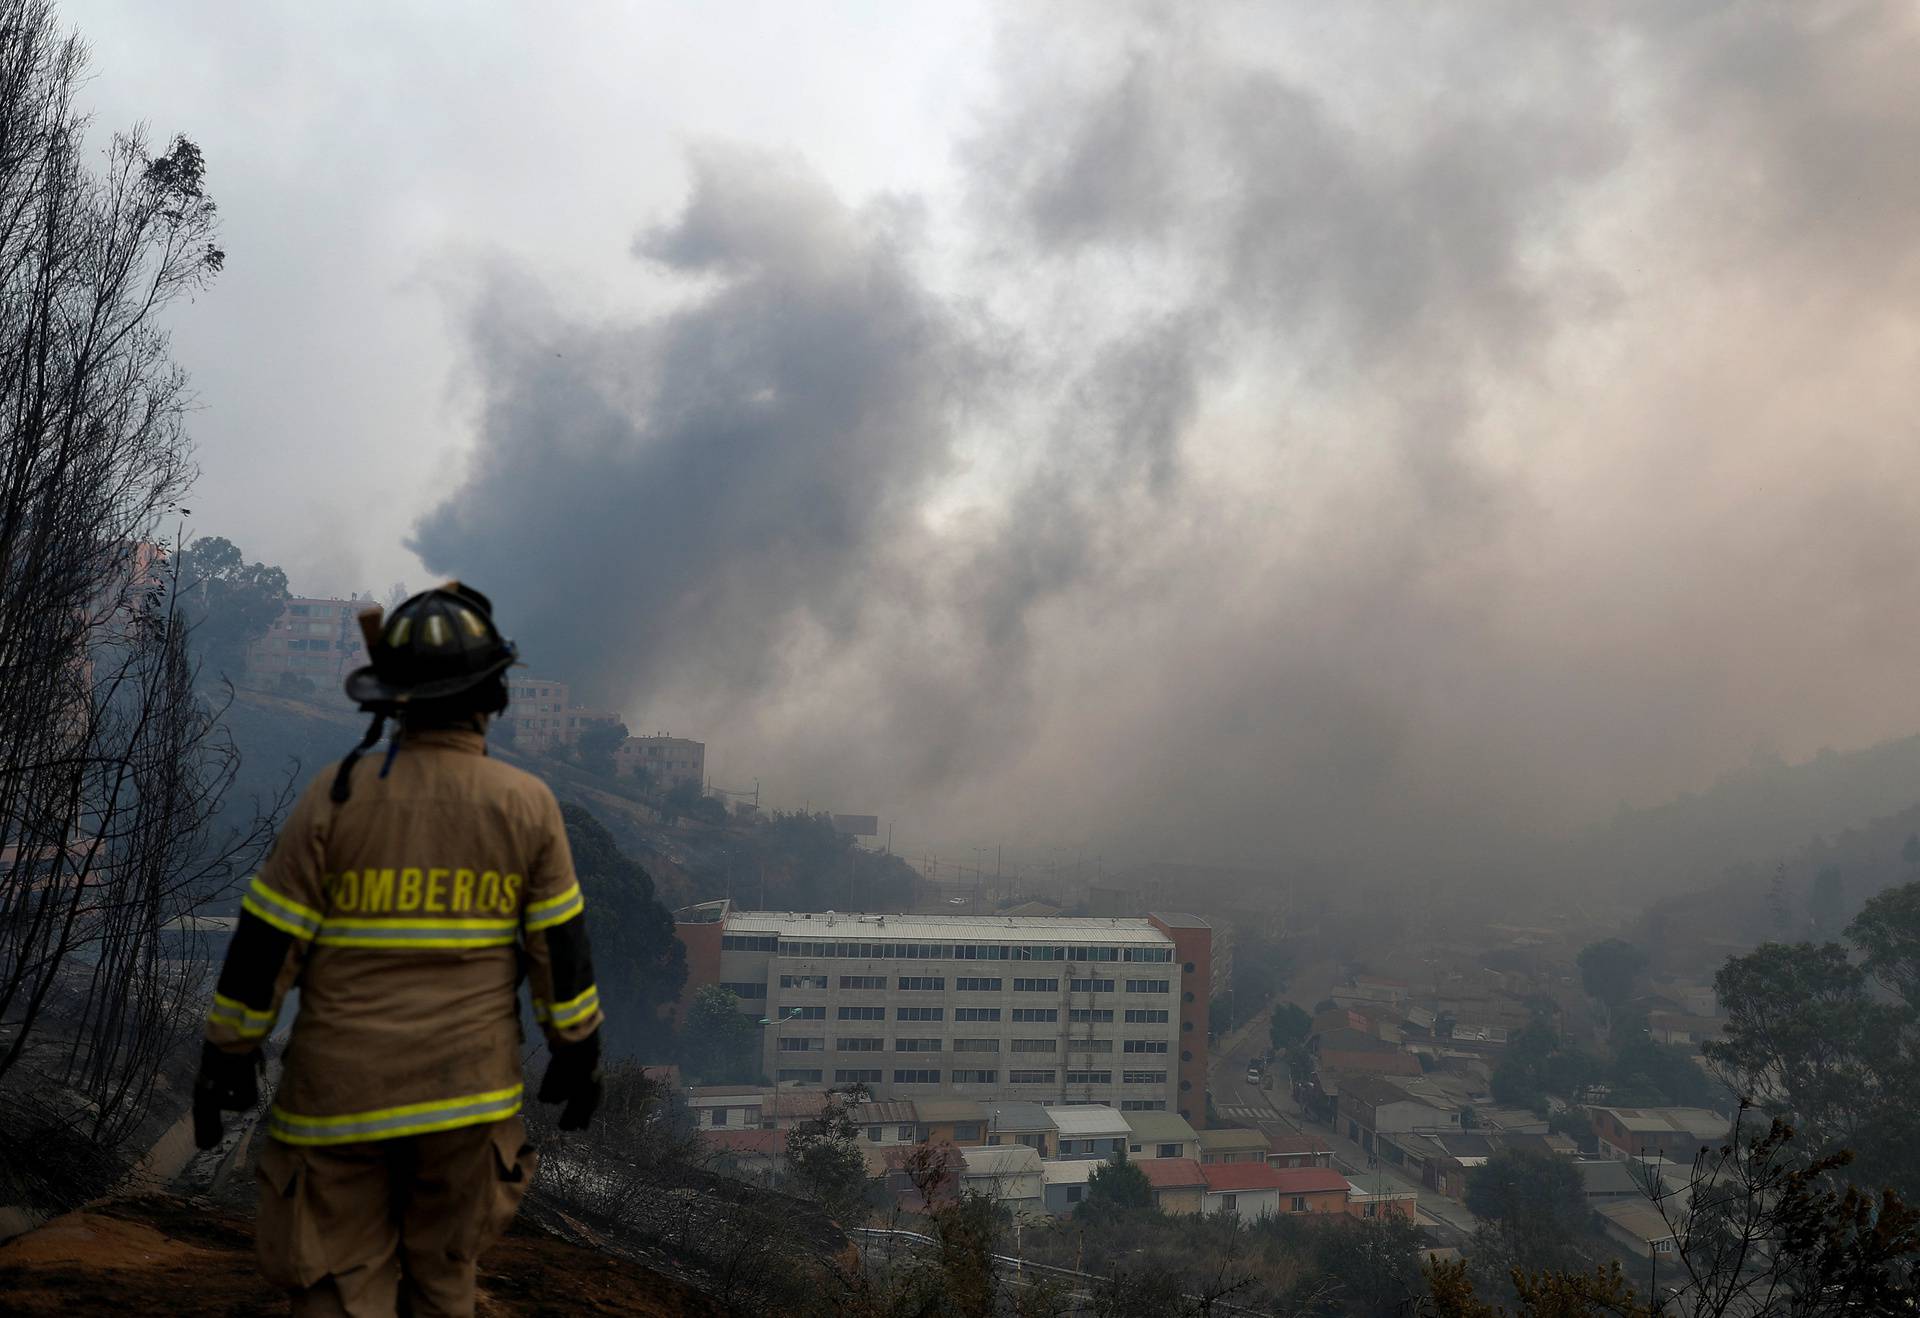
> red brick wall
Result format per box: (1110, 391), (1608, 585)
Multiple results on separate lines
(1151, 916), (1212, 1129)
(673, 920), (723, 1028)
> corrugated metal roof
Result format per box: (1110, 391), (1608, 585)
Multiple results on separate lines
(984, 1101), (1053, 1132)
(1138, 1157), (1207, 1188)
(962, 1145), (1042, 1177)
(1121, 1111), (1198, 1143)
(1195, 1127), (1268, 1151)
(1047, 1104), (1130, 1136)
(1041, 1159), (1098, 1185)
(724, 911), (1172, 944)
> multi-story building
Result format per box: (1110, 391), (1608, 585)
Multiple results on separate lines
(501, 676), (575, 753)
(245, 597), (370, 689)
(615, 734), (705, 788)
(675, 903), (1212, 1125)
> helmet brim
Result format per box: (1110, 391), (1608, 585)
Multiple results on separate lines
(344, 652), (517, 709)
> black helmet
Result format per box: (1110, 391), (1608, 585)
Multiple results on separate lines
(344, 582), (518, 711)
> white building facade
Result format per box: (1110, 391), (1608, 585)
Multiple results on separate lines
(706, 910), (1188, 1114)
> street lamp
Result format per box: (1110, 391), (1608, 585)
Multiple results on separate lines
(760, 1005), (806, 1085)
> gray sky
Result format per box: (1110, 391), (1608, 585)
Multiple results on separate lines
(66, 2), (1920, 876)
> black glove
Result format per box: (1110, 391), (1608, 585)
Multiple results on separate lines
(193, 1042), (263, 1150)
(538, 1031), (602, 1131)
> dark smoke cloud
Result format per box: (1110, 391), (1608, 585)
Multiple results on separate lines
(416, 3), (1920, 884)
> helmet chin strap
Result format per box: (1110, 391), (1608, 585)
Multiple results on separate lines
(330, 711), (389, 804)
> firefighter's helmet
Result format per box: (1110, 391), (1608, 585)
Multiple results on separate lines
(344, 583), (518, 711)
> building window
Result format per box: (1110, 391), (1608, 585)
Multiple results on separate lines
(892, 1069), (940, 1084)
(1065, 1185), (1083, 1203)
(1121, 1100), (1167, 1111)
(719, 982), (766, 999)
(722, 934), (778, 952)
(836, 1069), (882, 1084)
(1011, 1039), (1055, 1053)
(953, 1039), (1000, 1053)
(951, 1070), (998, 1084)
(956, 977), (1002, 992)
(897, 976), (945, 991)
(837, 1037), (884, 1051)
(866, 1126), (885, 1142)
(780, 974), (827, 990)
(710, 1109), (727, 1127)
(1124, 947), (1173, 962)
(1069, 1039), (1113, 1052)
(839, 975), (885, 990)
(893, 1038), (942, 1052)
(1123, 1040), (1168, 1053)
(1125, 980), (1170, 994)
(778, 1037), (823, 1051)
(1124, 1009), (1169, 1024)
(1009, 1070), (1056, 1084)
(1070, 978), (1115, 994)
(838, 1006), (885, 1021)
(1221, 1194), (1238, 1212)
(776, 1068), (822, 1083)
(1069, 1008), (1114, 1023)
(954, 1007), (1001, 1022)
(1066, 1071), (1110, 1085)
(785, 1006), (825, 1020)
(896, 1006), (944, 1021)
(952, 1123), (982, 1141)
(1363, 1203), (1377, 1219)
(1290, 1196), (1307, 1213)
(1011, 1008), (1057, 1023)
(1157, 1143), (1180, 1158)
(1012, 978), (1058, 993)
(1122, 1070), (1167, 1084)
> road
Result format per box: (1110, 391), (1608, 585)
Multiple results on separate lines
(1207, 1004), (1479, 1241)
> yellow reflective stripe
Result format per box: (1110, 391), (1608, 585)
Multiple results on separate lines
(244, 876), (322, 938)
(206, 993), (276, 1039)
(547, 984), (600, 1028)
(268, 1085), (523, 1146)
(313, 930), (518, 949)
(319, 916), (517, 930)
(212, 992), (275, 1024)
(242, 893), (317, 941)
(524, 882), (584, 932)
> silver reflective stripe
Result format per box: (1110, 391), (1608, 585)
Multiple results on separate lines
(314, 922), (517, 945)
(269, 1087), (523, 1144)
(524, 888), (584, 932)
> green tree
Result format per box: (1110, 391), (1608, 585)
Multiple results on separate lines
(561, 802), (687, 1059)
(1269, 1001), (1312, 1057)
(1611, 1025), (1727, 1111)
(678, 986), (761, 1084)
(176, 535), (289, 683)
(785, 1087), (879, 1226)
(1464, 1146), (1589, 1277)
(571, 718), (628, 777)
(1848, 880), (1920, 1008)
(1576, 938), (1647, 1011)
(1310, 1216), (1426, 1317)
(1807, 864), (1846, 936)
(1077, 1151), (1154, 1225)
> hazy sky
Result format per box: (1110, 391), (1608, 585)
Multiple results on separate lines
(66, 2), (1920, 876)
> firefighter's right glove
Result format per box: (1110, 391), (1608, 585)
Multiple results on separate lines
(193, 1042), (263, 1150)
(538, 1031), (602, 1131)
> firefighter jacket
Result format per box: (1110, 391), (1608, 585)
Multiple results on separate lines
(203, 727), (603, 1145)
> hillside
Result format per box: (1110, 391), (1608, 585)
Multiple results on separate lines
(1556, 734), (1920, 909)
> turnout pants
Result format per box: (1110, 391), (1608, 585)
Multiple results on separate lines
(253, 1116), (537, 1317)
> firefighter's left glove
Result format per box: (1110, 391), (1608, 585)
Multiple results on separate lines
(538, 1031), (602, 1131)
(193, 1042), (264, 1150)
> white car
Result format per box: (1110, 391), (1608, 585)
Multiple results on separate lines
(1246, 1066), (1261, 1084)
(947, 897), (966, 905)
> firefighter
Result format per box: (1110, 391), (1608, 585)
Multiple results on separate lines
(193, 582), (604, 1317)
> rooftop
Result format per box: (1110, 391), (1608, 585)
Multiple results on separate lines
(1591, 1106), (1729, 1139)
(1138, 1157), (1207, 1189)
(1267, 1133), (1332, 1156)
(1121, 1111), (1198, 1144)
(851, 1099), (917, 1126)
(1597, 1198), (1682, 1242)
(1147, 910), (1211, 929)
(1201, 1162), (1287, 1193)
(1195, 1127), (1268, 1152)
(1041, 1159), (1098, 1186)
(1047, 1105), (1130, 1137)
(915, 1098), (987, 1124)
(1268, 1168), (1350, 1195)
(961, 1145), (1043, 1179)
(723, 910), (1173, 945)
(983, 1101), (1053, 1132)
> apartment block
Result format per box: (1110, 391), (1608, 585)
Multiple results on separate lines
(616, 734), (705, 788)
(675, 903), (1212, 1125)
(244, 597), (369, 689)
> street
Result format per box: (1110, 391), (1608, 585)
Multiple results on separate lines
(1207, 1004), (1479, 1241)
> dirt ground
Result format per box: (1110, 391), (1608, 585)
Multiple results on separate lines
(0, 1194), (721, 1316)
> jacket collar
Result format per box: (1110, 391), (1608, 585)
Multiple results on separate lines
(396, 726), (488, 755)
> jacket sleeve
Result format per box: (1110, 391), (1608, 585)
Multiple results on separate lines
(521, 788), (604, 1045)
(204, 774), (331, 1052)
